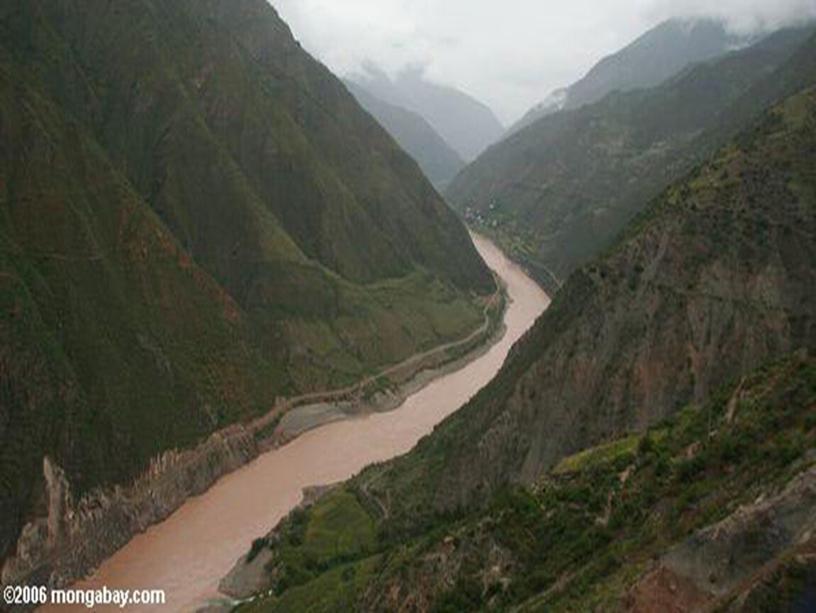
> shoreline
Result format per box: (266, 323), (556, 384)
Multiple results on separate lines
(270, 284), (508, 444)
(253, 273), (508, 449)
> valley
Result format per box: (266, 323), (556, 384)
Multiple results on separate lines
(219, 53), (816, 613)
(52, 235), (548, 612)
(1, 2), (815, 611)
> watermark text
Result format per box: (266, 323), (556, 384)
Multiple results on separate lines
(3, 584), (166, 609)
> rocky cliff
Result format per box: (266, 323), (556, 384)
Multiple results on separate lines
(226, 354), (816, 611)
(388, 83), (816, 518)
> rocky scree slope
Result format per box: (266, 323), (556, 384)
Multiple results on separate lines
(0, 0), (493, 577)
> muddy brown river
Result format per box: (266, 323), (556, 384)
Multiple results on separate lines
(52, 235), (549, 611)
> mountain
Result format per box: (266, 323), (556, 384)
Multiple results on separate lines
(568, 17), (752, 110)
(448, 26), (816, 294)
(344, 80), (465, 190)
(508, 17), (752, 134)
(351, 65), (505, 162)
(508, 88), (568, 135)
(0, 0), (495, 569)
(227, 79), (816, 613)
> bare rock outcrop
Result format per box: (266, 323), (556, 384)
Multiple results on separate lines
(2, 426), (257, 590)
(629, 466), (816, 610)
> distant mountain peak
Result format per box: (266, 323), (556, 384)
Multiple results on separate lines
(344, 79), (465, 190)
(507, 16), (758, 136)
(350, 61), (504, 161)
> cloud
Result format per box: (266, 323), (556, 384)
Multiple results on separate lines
(271, 0), (815, 124)
(649, 0), (816, 33)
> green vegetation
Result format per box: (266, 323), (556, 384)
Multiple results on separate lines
(299, 490), (376, 564)
(552, 434), (640, 475)
(363, 82), (816, 540)
(235, 489), (380, 611)
(238, 556), (384, 613)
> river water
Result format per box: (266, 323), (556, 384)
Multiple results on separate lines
(54, 235), (549, 611)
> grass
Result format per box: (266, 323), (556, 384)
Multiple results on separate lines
(552, 434), (640, 475)
(301, 491), (376, 563)
(240, 488), (379, 607)
(237, 555), (383, 613)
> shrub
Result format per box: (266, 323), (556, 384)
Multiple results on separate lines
(247, 537), (267, 564)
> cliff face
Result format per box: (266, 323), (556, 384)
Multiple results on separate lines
(448, 28), (816, 293)
(0, 0), (494, 574)
(3, 429), (258, 589)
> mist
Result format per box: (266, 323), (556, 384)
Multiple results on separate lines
(272, 0), (816, 123)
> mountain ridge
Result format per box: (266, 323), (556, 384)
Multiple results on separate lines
(344, 80), (465, 190)
(507, 17), (756, 135)
(351, 64), (504, 161)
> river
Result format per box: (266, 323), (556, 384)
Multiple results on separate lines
(54, 235), (549, 611)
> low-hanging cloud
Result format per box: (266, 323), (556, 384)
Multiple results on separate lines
(271, 0), (816, 124)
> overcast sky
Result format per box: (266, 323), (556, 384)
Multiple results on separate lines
(272, 0), (816, 124)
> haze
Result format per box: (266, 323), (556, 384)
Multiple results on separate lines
(272, 0), (816, 124)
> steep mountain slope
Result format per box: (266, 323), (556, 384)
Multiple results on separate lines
(229, 83), (816, 611)
(351, 65), (504, 162)
(0, 0), (494, 570)
(509, 18), (751, 134)
(448, 27), (816, 293)
(344, 80), (465, 190)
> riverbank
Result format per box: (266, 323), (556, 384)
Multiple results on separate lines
(257, 272), (507, 447)
(2, 237), (506, 605)
(273, 288), (507, 443)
